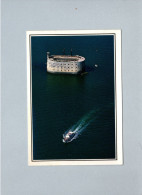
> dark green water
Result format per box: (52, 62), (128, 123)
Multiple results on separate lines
(31, 35), (115, 160)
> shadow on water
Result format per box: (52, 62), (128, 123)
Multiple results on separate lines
(45, 72), (86, 87)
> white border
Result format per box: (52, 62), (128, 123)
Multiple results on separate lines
(26, 30), (122, 166)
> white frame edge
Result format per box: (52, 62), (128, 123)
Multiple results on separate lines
(26, 30), (122, 166)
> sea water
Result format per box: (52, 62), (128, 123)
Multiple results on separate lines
(32, 35), (115, 160)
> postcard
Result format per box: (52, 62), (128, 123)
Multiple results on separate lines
(26, 30), (122, 165)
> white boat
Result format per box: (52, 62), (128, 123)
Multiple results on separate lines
(62, 130), (77, 143)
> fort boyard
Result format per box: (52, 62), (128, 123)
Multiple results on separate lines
(47, 51), (85, 74)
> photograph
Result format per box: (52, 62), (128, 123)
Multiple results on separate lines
(27, 30), (122, 165)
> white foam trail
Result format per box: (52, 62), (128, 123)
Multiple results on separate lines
(63, 108), (99, 140)
(63, 103), (114, 142)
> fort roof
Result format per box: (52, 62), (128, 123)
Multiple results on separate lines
(49, 55), (85, 62)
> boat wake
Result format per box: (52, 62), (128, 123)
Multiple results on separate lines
(62, 103), (113, 143)
(62, 108), (100, 143)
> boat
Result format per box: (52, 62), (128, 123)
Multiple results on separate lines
(62, 130), (77, 143)
(47, 51), (85, 74)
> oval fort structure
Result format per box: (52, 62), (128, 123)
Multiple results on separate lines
(47, 52), (85, 74)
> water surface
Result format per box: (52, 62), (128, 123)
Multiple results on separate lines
(31, 35), (115, 160)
